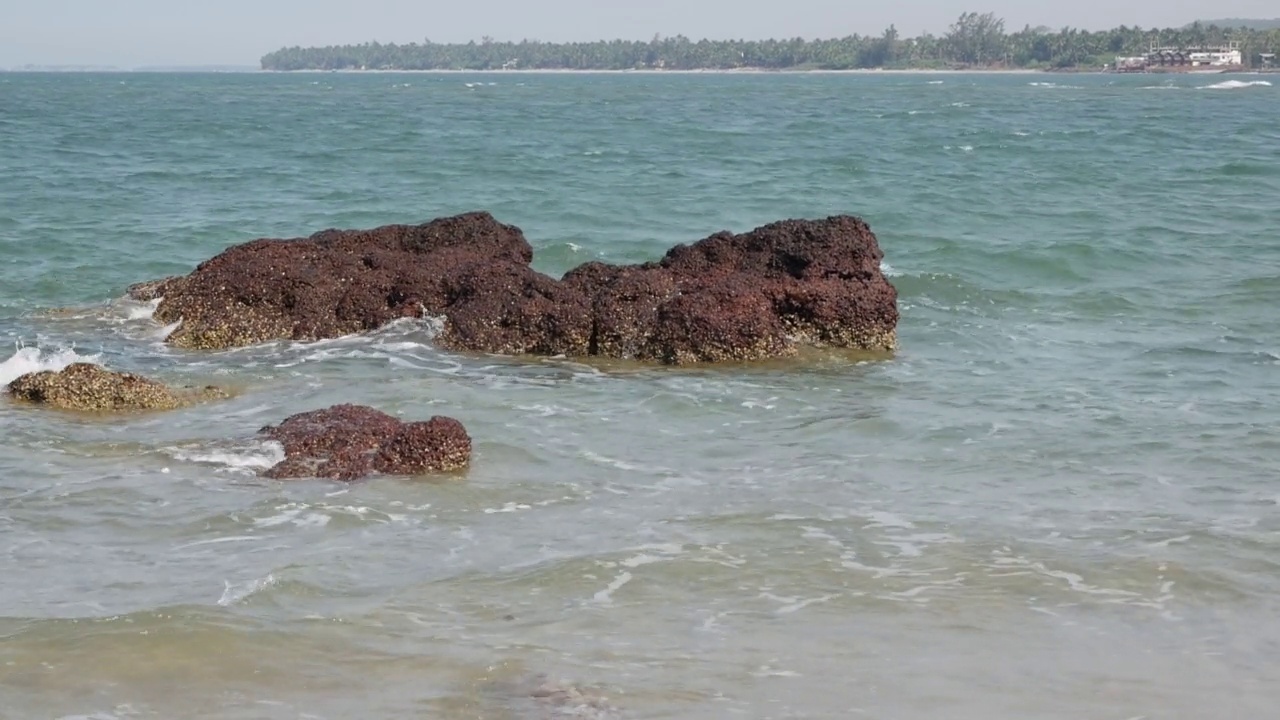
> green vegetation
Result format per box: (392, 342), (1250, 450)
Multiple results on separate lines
(1193, 18), (1280, 31)
(260, 12), (1280, 71)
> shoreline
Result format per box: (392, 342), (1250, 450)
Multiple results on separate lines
(256, 66), (1275, 76)
(261, 67), (1050, 75)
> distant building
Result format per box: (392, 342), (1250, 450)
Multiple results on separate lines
(1113, 41), (1245, 73)
(1261, 53), (1277, 69)
(1114, 56), (1147, 73)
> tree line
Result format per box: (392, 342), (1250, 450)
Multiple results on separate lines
(260, 13), (1280, 71)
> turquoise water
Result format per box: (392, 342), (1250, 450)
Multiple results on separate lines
(1, 71), (1279, 718)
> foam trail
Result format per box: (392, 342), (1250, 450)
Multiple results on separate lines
(165, 441), (286, 472)
(1200, 80), (1272, 90)
(0, 346), (102, 386)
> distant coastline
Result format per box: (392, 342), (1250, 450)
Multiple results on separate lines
(261, 15), (1280, 73)
(262, 67), (1048, 75)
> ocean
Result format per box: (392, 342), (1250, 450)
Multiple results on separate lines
(1, 70), (1278, 719)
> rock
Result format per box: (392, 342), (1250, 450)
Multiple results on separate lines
(437, 262), (595, 356)
(5, 363), (226, 412)
(139, 211), (897, 363)
(126, 276), (184, 303)
(150, 212), (531, 350)
(528, 679), (617, 718)
(259, 404), (471, 480)
(562, 262), (678, 359)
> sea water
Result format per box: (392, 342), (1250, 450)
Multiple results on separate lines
(1, 71), (1278, 718)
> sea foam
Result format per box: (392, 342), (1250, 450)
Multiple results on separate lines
(164, 441), (286, 473)
(0, 346), (102, 387)
(1200, 80), (1272, 90)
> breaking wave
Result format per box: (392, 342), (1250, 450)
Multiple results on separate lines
(1199, 80), (1272, 90)
(163, 441), (286, 473)
(0, 345), (102, 386)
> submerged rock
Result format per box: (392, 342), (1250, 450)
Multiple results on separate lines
(463, 670), (620, 720)
(527, 678), (617, 718)
(259, 404), (471, 480)
(5, 362), (225, 412)
(137, 211), (897, 363)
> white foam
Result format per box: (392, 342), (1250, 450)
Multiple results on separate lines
(0, 345), (102, 386)
(153, 319), (181, 341)
(927, 80), (944, 85)
(164, 441), (285, 473)
(775, 593), (839, 615)
(124, 298), (161, 321)
(218, 573), (276, 606)
(592, 570), (633, 604)
(862, 511), (916, 530)
(1199, 80), (1272, 90)
(879, 261), (901, 277)
(484, 502), (533, 514)
(581, 450), (641, 471)
(254, 504), (332, 528)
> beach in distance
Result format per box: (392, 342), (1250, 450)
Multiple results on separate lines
(258, 15), (1280, 73)
(262, 66), (1047, 74)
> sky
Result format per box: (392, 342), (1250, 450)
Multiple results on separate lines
(1, 0), (1276, 68)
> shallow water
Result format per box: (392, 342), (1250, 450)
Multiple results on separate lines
(1, 71), (1279, 718)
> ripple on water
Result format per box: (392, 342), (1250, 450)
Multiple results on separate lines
(2, 72), (1280, 718)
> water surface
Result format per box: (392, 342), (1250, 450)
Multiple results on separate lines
(1, 71), (1278, 719)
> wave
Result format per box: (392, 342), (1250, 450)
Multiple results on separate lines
(125, 297), (161, 321)
(217, 573), (277, 606)
(0, 345), (102, 387)
(1199, 80), (1272, 90)
(162, 440), (286, 473)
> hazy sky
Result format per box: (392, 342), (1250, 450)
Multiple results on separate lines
(1, 0), (1275, 67)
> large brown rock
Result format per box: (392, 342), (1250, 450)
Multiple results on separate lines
(259, 404), (471, 480)
(144, 212), (531, 350)
(6, 363), (226, 412)
(138, 211), (897, 363)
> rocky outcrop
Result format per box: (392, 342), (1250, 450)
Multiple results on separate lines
(137, 211), (897, 363)
(125, 277), (183, 303)
(259, 404), (471, 480)
(6, 363), (226, 411)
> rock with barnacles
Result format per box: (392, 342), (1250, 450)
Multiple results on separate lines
(259, 404), (471, 481)
(134, 211), (898, 363)
(6, 363), (225, 411)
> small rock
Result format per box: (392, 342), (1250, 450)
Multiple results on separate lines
(6, 363), (226, 412)
(259, 404), (471, 481)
